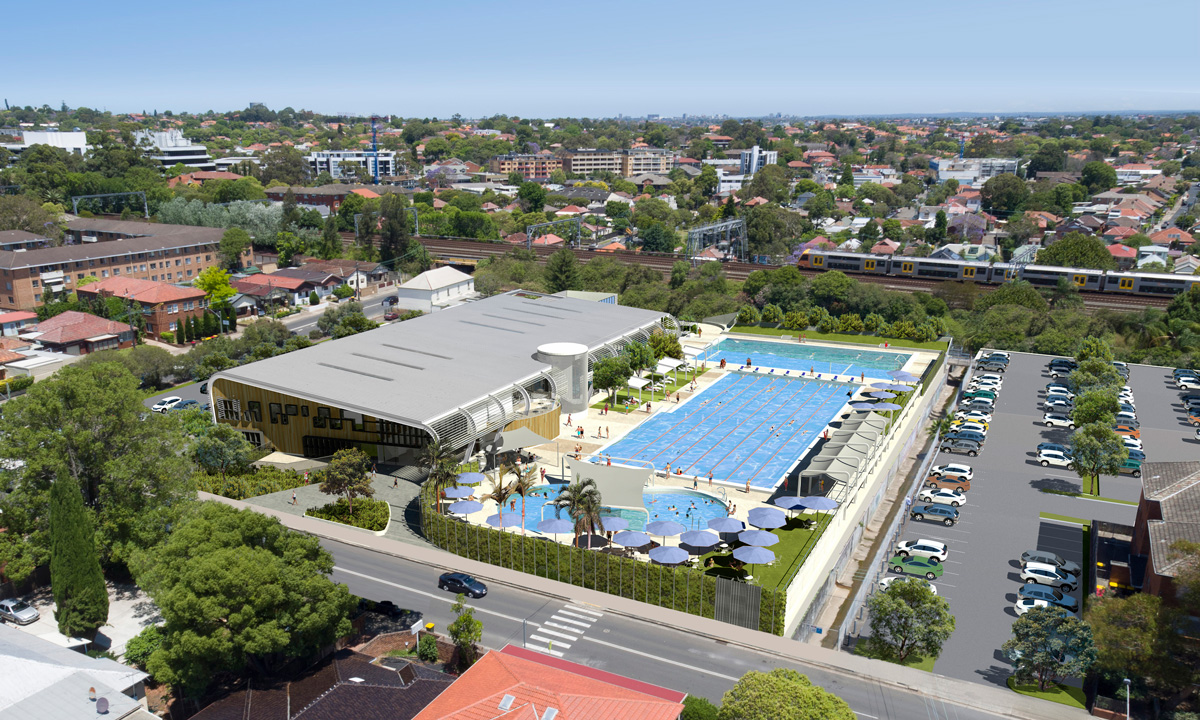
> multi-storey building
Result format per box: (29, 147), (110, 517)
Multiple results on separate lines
(739, 145), (778, 175)
(305, 150), (396, 180)
(488, 153), (563, 180)
(0, 131), (90, 165)
(133, 130), (216, 171)
(559, 149), (678, 178)
(263, 184), (408, 212)
(929, 157), (1020, 185)
(75, 276), (209, 340)
(0, 219), (241, 311)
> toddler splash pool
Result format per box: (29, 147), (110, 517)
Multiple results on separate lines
(505, 485), (727, 533)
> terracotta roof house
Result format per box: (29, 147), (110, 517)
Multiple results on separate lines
(167, 170), (244, 188)
(870, 239), (900, 255)
(193, 650), (451, 720)
(744, 196), (769, 207)
(531, 233), (566, 247)
(1108, 243), (1138, 270)
(1102, 226), (1138, 241)
(503, 232), (528, 245)
(235, 268), (343, 305)
(76, 277), (209, 340)
(1150, 227), (1195, 246)
(413, 645), (684, 720)
(0, 310), (38, 336)
(22, 311), (135, 355)
(1130, 462), (1200, 602)
(555, 205), (588, 216)
(786, 160), (812, 169)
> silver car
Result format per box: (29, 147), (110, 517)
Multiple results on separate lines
(0, 598), (39, 625)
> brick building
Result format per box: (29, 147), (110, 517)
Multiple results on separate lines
(559, 149), (678, 178)
(1131, 461), (1200, 602)
(76, 276), (208, 340)
(0, 219), (242, 312)
(21, 311), (135, 355)
(488, 153), (563, 180)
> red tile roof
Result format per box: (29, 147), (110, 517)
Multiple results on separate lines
(413, 646), (683, 720)
(0, 349), (26, 364)
(1150, 227), (1194, 245)
(0, 311), (38, 324)
(1108, 244), (1137, 258)
(352, 188), (381, 199)
(29, 311), (130, 346)
(77, 276), (205, 305)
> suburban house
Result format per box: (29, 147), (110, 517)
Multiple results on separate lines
(301, 258), (388, 291)
(233, 268), (343, 305)
(1150, 227), (1195, 247)
(0, 310), (37, 336)
(75, 277), (208, 340)
(1108, 243), (1138, 270)
(392, 266), (477, 313)
(20, 311), (135, 355)
(1173, 255), (1200, 275)
(1130, 462), (1200, 602)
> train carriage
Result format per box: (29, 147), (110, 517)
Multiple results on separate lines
(1019, 264), (1104, 290)
(893, 257), (991, 282)
(1102, 271), (1200, 296)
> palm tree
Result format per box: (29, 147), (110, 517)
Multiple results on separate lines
(420, 439), (459, 512)
(481, 465), (517, 512)
(549, 478), (604, 546)
(509, 469), (539, 535)
(927, 416), (954, 440)
(1146, 316), (1200, 351)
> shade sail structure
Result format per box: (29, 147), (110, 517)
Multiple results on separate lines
(733, 545), (775, 565)
(708, 517), (745, 533)
(612, 530), (651, 547)
(648, 546), (689, 565)
(575, 533), (608, 549)
(657, 357), (686, 369)
(491, 426), (552, 453)
(800, 456), (860, 486)
(645, 520), (686, 538)
(679, 530), (719, 548)
(600, 516), (629, 533)
(443, 486), (474, 499)
(739, 529), (779, 547)
(566, 458), (651, 512)
(456, 472), (488, 485)
(774, 496), (806, 510)
(486, 512), (523, 528)
(747, 507), (786, 529)
(627, 377), (651, 390)
(800, 496), (839, 511)
(537, 518), (573, 534)
(448, 500), (483, 515)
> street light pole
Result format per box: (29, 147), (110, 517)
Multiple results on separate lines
(1123, 678), (1130, 719)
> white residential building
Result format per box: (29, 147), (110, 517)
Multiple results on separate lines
(929, 157), (1020, 185)
(392, 266), (477, 313)
(739, 145), (778, 175)
(716, 169), (746, 194)
(306, 149), (397, 180)
(132, 130), (215, 171)
(1, 131), (91, 165)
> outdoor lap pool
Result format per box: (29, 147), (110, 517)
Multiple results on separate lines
(598, 371), (848, 490)
(506, 486), (728, 534)
(705, 338), (910, 381)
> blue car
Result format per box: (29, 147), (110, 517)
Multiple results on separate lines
(439, 572), (487, 598)
(910, 504), (959, 526)
(1037, 442), (1071, 456)
(1018, 583), (1078, 611)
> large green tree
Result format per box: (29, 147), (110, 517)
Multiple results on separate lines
(134, 503), (355, 696)
(192, 423), (255, 483)
(640, 223), (675, 253)
(1075, 336), (1114, 364)
(864, 579), (955, 663)
(981, 173), (1029, 213)
(973, 280), (1048, 313)
(1087, 593), (1196, 704)
(1002, 606), (1096, 691)
(592, 356), (632, 402)
(49, 477), (109, 636)
(543, 247), (582, 293)
(1071, 389), (1119, 427)
(1081, 161), (1118, 192)
(1069, 422), (1127, 496)
(319, 448), (375, 512)
(218, 228), (251, 270)
(517, 182), (547, 212)
(718, 668), (855, 720)
(1036, 232), (1116, 271)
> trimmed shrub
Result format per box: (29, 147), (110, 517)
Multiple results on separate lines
(307, 497), (389, 532)
(782, 310), (807, 330)
(736, 305), (761, 325)
(760, 304), (784, 324)
(817, 313), (837, 333)
(160, 331), (175, 344)
(417, 634), (439, 663)
(836, 313), (864, 333)
(863, 313), (885, 333)
(193, 465), (307, 500)
(309, 291), (320, 305)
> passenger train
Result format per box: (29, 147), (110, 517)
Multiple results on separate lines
(797, 249), (1200, 297)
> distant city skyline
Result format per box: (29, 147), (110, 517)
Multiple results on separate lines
(6, 0), (1197, 119)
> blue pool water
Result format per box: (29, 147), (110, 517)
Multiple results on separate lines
(506, 486), (727, 533)
(706, 338), (910, 381)
(599, 372), (848, 490)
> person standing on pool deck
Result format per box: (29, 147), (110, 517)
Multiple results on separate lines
(708, 471), (713, 487)
(745, 479), (751, 493)
(693, 476), (698, 489)
(566, 414), (571, 426)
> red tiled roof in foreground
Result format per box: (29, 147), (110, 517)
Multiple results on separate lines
(77, 276), (205, 305)
(29, 311), (130, 346)
(413, 645), (684, 720)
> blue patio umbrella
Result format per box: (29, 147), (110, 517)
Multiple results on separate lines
(876, 383), (911, 392)
(887, 369), (915, 379)
(800, 496), (839, 511)
(849, 402), (877, 410)
(869, 391), (897, 399)
(649, 546), (689, 565)
(747, 507), (786, 529)
(774, 496), (806, 511)
(679, 530), (719, 549)
(485, 512), (523, 528)
(645, 520), (686, 540)
(537, 518), (573, 535)
(612, 530), (651, 548)
(873, 402), (902, 410)
(456, 472), (488, 485)
(708, 517), (745, 533)
(443, 486), (474, 499)
(739, 529), (779, 547)
(600, 516), (629, 533)
(733, 545), (776, 577)
(448, 500), (483, 515)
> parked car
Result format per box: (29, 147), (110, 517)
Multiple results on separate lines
(1045, 387), (1075, 400)
(930, 463), (973, 480)
(962, 389), (997, 401)
(170, 399), (200, 412)
(151, 396), (182, 413)
(917, 487), (967, 507)
(959, 399), (995, 411)
(1114, 411), (1138, 425)
(1126, 448), (1146, 462)
(889, 554), (944, 580)
(199, 382), (208, 394)
(1118, 459), (1143, 477)
(1021, 562), (1078, 591)
(1117, 402), (1136, 414)
(1037, 442), (1071, 455)
(910, 504), (959, 526)
(970, 377), (1003, 388)
(1113, 424), (1141, 439)
(1043, 397), (1074, 411)
(0, 598), (39, 625)
(895, 539), (949, 562)
(939, 439), (980, 457)
(438, 572), (488, 598)
(1122, 436), (1143, 451)
(1049, 358), (1078, 370)
(1042, 412), (1076, 429)
(878, 576), (937, 595)
(945, 430), (986, 444)
(1178, 377), (1200, 390)
(1015, 597), (1077, 618)
(1112, 361), (1130, 377)
(1172, 368), (1196, 379)
(977, 360), (1008, 373)
(1038, 449), (1074, 469)
(1049, 366), (1077, 379)
(981, 354), (1010, 365)
(951, 421), (988, 434)
(1186, 412), (1200, 427)
(954, 410), (993, 423)
(986, 351), (1011, 359)
(1018, 584), (1079, 611)
(384, 310), (400, 321)
(975, 373), (1005, 383)
(1021, 550), (1082, 576)
(927, 475), (971, 493)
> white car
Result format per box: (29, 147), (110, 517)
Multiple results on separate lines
(954, 410), (993, 423)
(879, 576), (937, 595)
(1178, 377), (1200, 390)
(969, 381), (1002, 392)
(1038, 450), (1074, 469)
(1115, 410), (1138, 424)
(895, 539), (949, 562)
(1122, 436), (1143, 451)
(1044, 397), (1073, 411)
(930, 463), (973, 480)
(960, 397), (994, 408)
(954, 422), (988, 434)
(975, 373), (1005, 382)
(918, 487), (968, 507)
(1015, 597), (1075, 617)
(1045, 386), (1074, 400)
(1042, 412), (1076, 429)
(986, 351), (1011, 359)
(1021, 561), (1078, 591)
(151, 396), (183, 413)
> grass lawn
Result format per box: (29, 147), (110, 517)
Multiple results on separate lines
(1038, 488), (1137, 506)
(730, 325), (949, 352)
(853, 642), (937, 671)
(591, 368), (709, 412)
(1006, 677), (1086, 709)
(698, 512), (830, 590)
(1038, 511), (1093, 526)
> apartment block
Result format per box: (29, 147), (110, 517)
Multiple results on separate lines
(560, 149), (678, 178)
(305, 150), (397, 180)
(488, 153), (563, 180)
(76, 276), (209, 340)
(929, 157), (1020, 185)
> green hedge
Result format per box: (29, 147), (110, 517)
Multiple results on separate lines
(0, 375), (34, 394)
(193, 465), (307, 500)
(922, 350), (946, 396)
(307, 497), (390, 531)
(420, 482), (784, 635)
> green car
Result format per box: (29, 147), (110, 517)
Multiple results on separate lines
(962, 389), (997, 401)
(1118, 459), (1142, 477)
(889, 554), (944, 580)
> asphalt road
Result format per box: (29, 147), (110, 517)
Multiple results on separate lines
(327, 539), (1010, 720)
(925, 352), (1189, 687)
(143, 380), (208, 411)
(282, 291), (394, 336)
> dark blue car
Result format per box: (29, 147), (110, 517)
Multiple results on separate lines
(1018, 583), (1078, 611)
(910, 504), (959, 526)
(439, 572), (488, 598)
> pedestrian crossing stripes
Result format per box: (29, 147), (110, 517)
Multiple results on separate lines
(525, 604), (603, 658)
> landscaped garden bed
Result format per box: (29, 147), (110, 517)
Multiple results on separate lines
(307, 497), (390, 531)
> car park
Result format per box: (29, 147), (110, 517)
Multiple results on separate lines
(945, 430), (986, 444)
(0, 598), (39, 625)
(895, 539), (949, 562)
(1020, 550), (1081, 575)
(939, 439), (980, 456)
(910, 503), (959, 526)
(1037, 449), (1074, 469)
(927, 474), (971, 493)
(1021, 562), (1078, 591)
(438, 572), (488, 598)
(917, 487), (968, 507)
(1017, 584), (1079, 611)
(151, 396), (182, 413)
(954, 410), (993, 423)
(879, 576), (937, 595)
(1042, 413), (1076, 429)
(889, 554), (945, 580)
(1015, 598), (1077, 618)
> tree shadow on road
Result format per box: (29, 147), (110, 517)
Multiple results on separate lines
(1029, 476), (1080, 494)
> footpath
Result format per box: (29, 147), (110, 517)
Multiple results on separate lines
(200, 490), (1087, 720)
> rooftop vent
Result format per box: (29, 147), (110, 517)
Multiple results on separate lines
(498, 694), (516, 711)
(349, 677), (364, 683)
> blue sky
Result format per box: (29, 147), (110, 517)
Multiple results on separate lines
(8, 0), (1197, 118)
